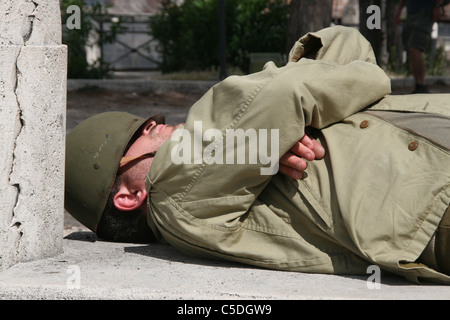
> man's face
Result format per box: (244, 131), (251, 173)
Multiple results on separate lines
(124, 120), (176, 162)
(113, 119), (178, 212)
(120, 119), (177, 186)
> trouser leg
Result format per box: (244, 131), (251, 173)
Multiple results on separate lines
(435, 206), (450, 275)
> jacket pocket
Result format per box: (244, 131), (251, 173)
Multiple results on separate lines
(295, 179), (334, 230)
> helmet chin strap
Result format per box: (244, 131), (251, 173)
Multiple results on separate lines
(119, 152), (157, 168)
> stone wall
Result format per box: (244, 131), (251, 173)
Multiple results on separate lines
(0, 0), (67, 270)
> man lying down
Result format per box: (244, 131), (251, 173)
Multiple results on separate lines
(65, 26), (450, 284)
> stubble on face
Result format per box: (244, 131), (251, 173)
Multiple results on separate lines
(121, 123), (177, 186)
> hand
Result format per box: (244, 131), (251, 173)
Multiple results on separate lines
(279, 134), (325, 179)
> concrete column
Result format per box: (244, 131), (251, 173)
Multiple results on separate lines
(0, 0), (67, 270)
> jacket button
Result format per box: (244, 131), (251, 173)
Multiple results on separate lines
(408, 141), (418, 151)
(360, 120), (369, 128)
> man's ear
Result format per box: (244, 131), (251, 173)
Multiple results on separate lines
(140, 119), (156, 136)
(113, 184), (147, 211)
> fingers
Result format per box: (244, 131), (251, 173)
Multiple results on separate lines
(279, 152), (307, 180)
(310, 139), (325, 159)
(280, 152), (308, 171)
(296, 135), (325, 160)
(289, 141), (314, 162)
(279, 134), (326, 180)
(279, 164), (303, 180)
(279, 132), (326, 180)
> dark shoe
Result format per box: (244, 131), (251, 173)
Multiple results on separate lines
(412, 83), (430, 94)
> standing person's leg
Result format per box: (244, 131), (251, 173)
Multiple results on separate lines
(404, 9), (434, 93)
(408, 47), (427, 89)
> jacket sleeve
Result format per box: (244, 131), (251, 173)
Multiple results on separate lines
(147, 58), (391, 228)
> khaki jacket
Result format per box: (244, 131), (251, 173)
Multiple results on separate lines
(146, 26), (450, 284)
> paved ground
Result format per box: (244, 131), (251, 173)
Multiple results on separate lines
(1, 232), (450, 300)
(1, 77), (450, 300)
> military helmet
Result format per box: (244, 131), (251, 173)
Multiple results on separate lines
(65, 111), (165, 233)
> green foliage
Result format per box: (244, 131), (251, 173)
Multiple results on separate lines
(229, 0), (289, 73)
(61, 0), (125, 79)
(149, 0), (289, 74)
(426, 46), (448, 76)
(387, 43), (449, 77)
(387, 45), (408, 76)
